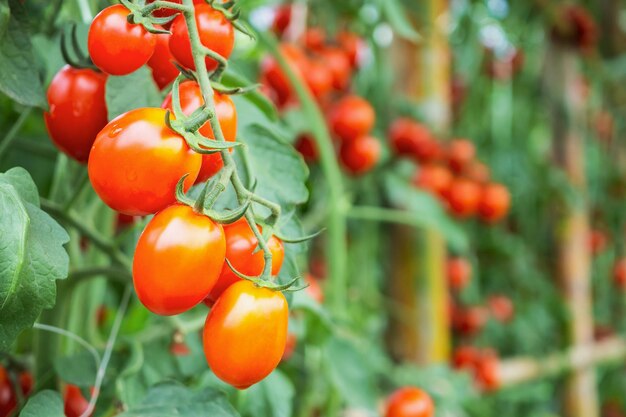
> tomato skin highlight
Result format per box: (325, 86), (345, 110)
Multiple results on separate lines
(328, 95), (375, 142)
(162, 81), (237, 182)
(64, 385), (91, 417)
(147, 32), (180, 90)
(339, 135), (381, 175)
(44, 65), (108, 163)
(133, 204), (226, 315)
(203, 280), (289, 389)
(88, 4), (156, 75)
(207, 219), (284, 302)
(88, 107), (201, 216)
(385, 386), (435, 417)
(169, 3), (234, 71)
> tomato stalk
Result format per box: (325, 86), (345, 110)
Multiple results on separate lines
(0, 108), (32, 162)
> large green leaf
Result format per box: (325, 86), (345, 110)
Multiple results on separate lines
(240, 370), (294, 417)
(19, 390), (64, 417)
(105, 66), (162, 120)
(0, 167), (69, 350)
(117, 382), (240, 417)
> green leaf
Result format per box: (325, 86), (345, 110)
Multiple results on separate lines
(240, 370), (294, 417)
(117, 382), (241, 417)
(0, 168), (69, 350)
(222, 70), (277, 122)
(381, 0), (421, 42)
(19, 390), (64, 417)
(0, 1), (47, 108)
(0, 0), (10, 41)
(384, 173), (468, 252)
(105, 66), (162, 120)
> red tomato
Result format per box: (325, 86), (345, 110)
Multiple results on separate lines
(339, 135), (380, 175)
(295, 134), (318, 163)
(446, 139), (476, 173)
(475, 350), (500, 391)
(147, 32), (179, 90)
(413, 165), (453, 199)
(446, 178), (481, 218)
(203, 280), (289, 389)
(316, 47), (351, 91)
(88, 4), (156, 75)
(452, 345), (479, 369)
(281, 332), (297, 362)
(488, 295), (514, 322)
(303, 27), (326, 51)
(389, 118), (436, 161)
(612, 258), (626, 289)
(162, 81), (237, 182)
(305, 274), (324, 303)
(207, 218), (284, 302)
(303, 59), (333, 101)
(328, 95), (375, 141)
(44, 65), (108, 163)
(446, 257), (471, 291)
(169, 3), (234, 71)
(64, 385), (91, 417)
(385, 387), (435, 417)
(589, 229), (608, 256)
(464, 161), (490, 184)
(260, 44), (308, 107)
(478, 183), (510, 223)
(337, 31), (363, 68)
(133, 204), (225, 315)
(271, 4), (292, 36)
(0, 368), (33, 417)
(88, 107), (201, 216)
(453, 306), (488, 336)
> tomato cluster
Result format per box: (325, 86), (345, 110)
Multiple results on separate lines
(0, 367), (33, 417)
(384, 386), (434, 417)
(452, 346), (500, 391)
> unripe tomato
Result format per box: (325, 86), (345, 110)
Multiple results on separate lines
(453, 306), (488, 336)
(413, 165), (453, 199)
(133, 204), (226, 315)
(589, 229), (608, 256)
(337, 31), (363, 68)
(446, 178), (481, 218)
(385, 387), (434, 417)
(478, 183), (510, 223)
(0, 367), (33, 417)
(488, 295), (514, 322)
(339, 136), (380, 175)
(446, 257), (471, 291)
(44, 65), (108, 163)
(162, 81), (237, 182)
(260, 44), (308, 107)
(207, 218), (284, 302)
(295, 134), (318, 163)
(475, 350), (500, 391)
(316, 47), (351, 91)
(303, 59), (333, 101)
(88, 107), (201, 216)
(446, 139), (475, 173)
(64, 385), (91, 417)
(612, 258), (626, 289)
(169, 3), (234, 71)
(328, 95), (375, 142)
(88, 4), (156, 75)
(388, 118), (433, 158)
(452, 345), (479, 369)
(203, 280), (289, 389)
(147, 32), (179, 90)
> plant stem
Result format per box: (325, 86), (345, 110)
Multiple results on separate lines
(0, 108), (32, 161)
(348, 205), (430, 230)
(62, 169), (90, 212)
(33, 323), (101, 365)
(76, 0), (93, 23)
(68, 266), (131, 284)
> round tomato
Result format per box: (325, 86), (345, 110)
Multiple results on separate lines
(613, 258), (626, 289)
(385, 387), (434, 417)
(44, 65), (108, 163)
(453, 306), (488, 336)
(260, 44), (308, 107)
(337, 31), (363, 68)
(294, 134), (318, 163)
(207, 218), (284, 302)
(147, 32), (179, 90)
(0, 368), (33, 417)
(478, 183), (510, 223)
(169, 3), (234, 71)
(162, 81), (237, 182)
(413, 165), (452, 199)
(339, 135), (381, 175)
(446, 257), (471, 291)
(88, 107), (201, 216)
(328, 95), (375, 141)
(316, 47), (351, 91)
(203, 280), (288, 389)
(303, 59), (332, 101)
(389, 118), (430, 155)
(452, 345), (479, 369)
(446, 139), (476, 173)
(64, 385), (91, 417)
(88, 4), (156, 75)
(446, 178), (481, 218)
(475, 350), (500, 391)
(488, 295), (514, 322)
(133, 204), (226, 315)
(464, 161), (490, 184)
(304, 27), (326, 51)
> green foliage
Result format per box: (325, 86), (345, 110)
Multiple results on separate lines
(19, 390), (65, 417)
(105, 67), (162, 120)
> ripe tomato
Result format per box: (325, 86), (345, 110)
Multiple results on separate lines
(64, 385), (91, 417)
(389, 118), (435, 160)
(133, 204), (225, 315)
(475, 350), (500, 391)
(413, 165), (453, 199)
(316, 47), (351, 91)
(446, 257), (471, 291)
(337, 31), (363, 68)
(304, 27), (326, 51)
(88, 107), (201, 216)
(613, 258), (626, 289)
(488, 295), (514, 322)
(453, 306), (488, 336)
(207, 218), (284, 302)
(88, 4), (156, 75)
(271, 4), (292, 36)
(303, 59), (333, 101)
(385, 387), (434, 417)
(147, 32), (179, 90)
(446, 178), (481, 218)
(0, 368), (33, 417)
(203, 280), (288, 389)
(589, 229), (608, 256)
(295, 134), (318, 163)
(446, 139), (476, 173)
(339, 135), (381, 175)
(260, 44), (308, 107)
(162, 81), (237, 182)
(328, 95), (375, 141)
(169, 3), (234, 71)
(452, 345), (479, 369)
(44, 65), (108, 163)
(478, 183), (510, 223)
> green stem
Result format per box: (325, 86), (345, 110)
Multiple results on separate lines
(0, 108), (32, 161)
(76, 0), (93, 23)
(62, 169), (90, 212)
(33, 323), (101, 365)
(347, 206), (431, 230)
(68, 266), (131, 284)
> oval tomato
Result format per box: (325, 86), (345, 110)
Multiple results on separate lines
(133, 204), (226, 315)
(475, 350), (500, 391)
(271, 4), (292, 36)
(44, 65), (108, 163)
(328, 95), (375, 141)
(339, 135), (381, 175)
(88, 4), (156, 75)
(64, 385), (91, 417)
(446, 178), (481, 218)
(147, 32), (179, 90)
(478, 183), (510, 223)
(162, 81), (237, 182)
(207, 218), (284, 302)
(453, 306), (488, 336)
(385, 387), (435, 417)
(389, 118), (440, 161)
(169, 3), (234, 71)
(203, 280), (288, 389)
(88, 107), (201, 215)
